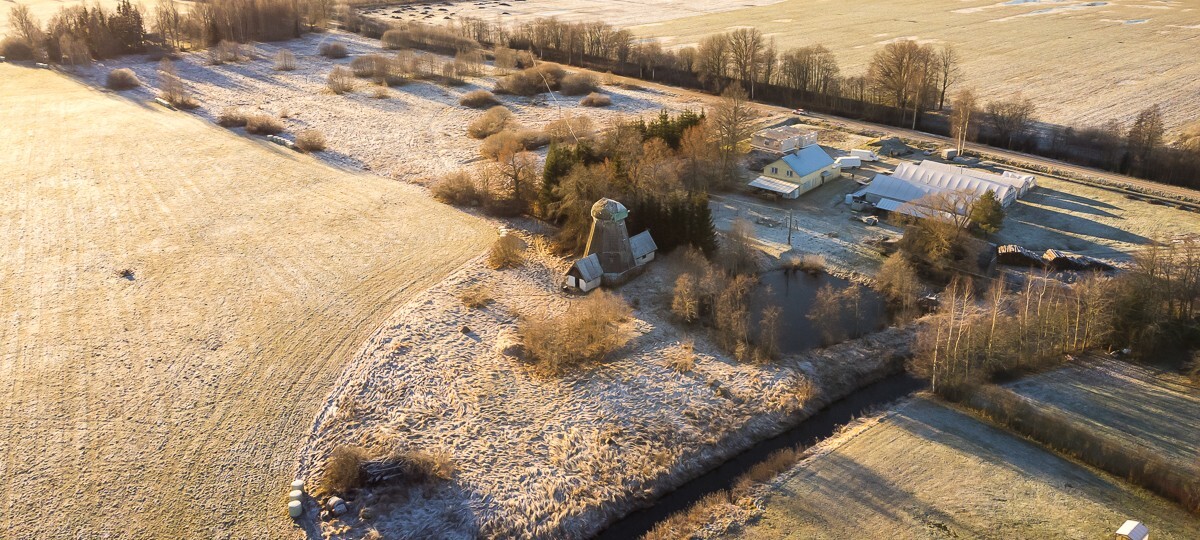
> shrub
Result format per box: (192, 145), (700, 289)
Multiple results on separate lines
(244, 114), (284, 135)
(0, 37), (35, 61)
(105, 68), (141, 91)
(559, 72), (598, 96)
(545, 115), (595, 143)
(519, 290), (633, 375)
(665, 340), (696, 372)
(295, 129), (327, 152)
(273, 50), (296, 71)
(431, 170), (482, 206)
(362, 447), (456, 485)
(460, 283), (493, 308)
(487, 234), (526, 269)
(467, 105), (513, 139)
(370, 84), (390, 99)
(208, 40), (242, 65)
(380, 29), (407, 50)
(216, 107), (248, 127)
(494, 63), (565, 96)
(321, 446), (368, 496)
(319, 41), (348, 59)
(351, 54), (389, 78)
(579, 92), (611, 107)
(327, 66), (355, 94)
(158, 58), (198, 109)
(480, 129), (548, 160)
(1187, 354), (1200, 383)
(459, 89), (499, 108)
(785, 253), (825, 274)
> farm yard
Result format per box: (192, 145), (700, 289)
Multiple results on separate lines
(726, 396), (1200, 540)
(0, 63), (492, 538)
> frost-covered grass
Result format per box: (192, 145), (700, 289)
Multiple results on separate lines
(295, 238), (913, 539)
(72, 32), (709, 185)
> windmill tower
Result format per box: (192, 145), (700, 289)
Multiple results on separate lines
(584, 198), (636, 276)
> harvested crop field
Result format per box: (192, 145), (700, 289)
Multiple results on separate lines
(359, 0), (781, 27)
(731, 397), (1200, 539)
(641, 0), (1200, 132)
(1006, 357), (1200, 470)
(0, 64), (492, 538)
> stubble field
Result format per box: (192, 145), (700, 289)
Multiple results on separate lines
(0, 64), (492, 538)
(731, 397), (1200, 539)
(642, 0), (1200, 132)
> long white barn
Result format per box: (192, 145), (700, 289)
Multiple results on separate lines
(892, 162), (1018, 206)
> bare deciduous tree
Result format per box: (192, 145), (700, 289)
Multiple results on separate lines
(985, 94), (1036, 149)
(935, 44), (962, 110)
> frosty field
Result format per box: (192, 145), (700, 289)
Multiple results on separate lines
(0, 63), (491, 538)
(644, 0), (1200, 132)
(359, 0), (1200, 133)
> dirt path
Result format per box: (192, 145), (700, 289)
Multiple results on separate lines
(0, 64), (493, 538)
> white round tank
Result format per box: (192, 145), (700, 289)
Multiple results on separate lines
(290, 479), (304, 492)
(289, 489), (304, 502)
(288, 500), (302, 518)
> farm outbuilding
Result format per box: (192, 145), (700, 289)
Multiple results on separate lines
(1115, 520), (1149, 540)
(564, 254), (603, 293)
(751, 125), (819, 154)
(916, 160), (1036, 196)
(751, 144), (841, 199)
(892, 162), (1017, 206)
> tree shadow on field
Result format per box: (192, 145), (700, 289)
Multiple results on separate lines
(1002, 200), (1149, 256)
(1026, 187), (1122, 218)
(768, 446), (984, 537)
(894, 399), (1138, 514)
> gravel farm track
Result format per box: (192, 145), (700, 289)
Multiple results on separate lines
(0, 64), (492, 538)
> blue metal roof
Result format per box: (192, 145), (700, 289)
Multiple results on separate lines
(779, 145), (835, 176)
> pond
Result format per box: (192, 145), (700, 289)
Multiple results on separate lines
(750, 270), (889, 354)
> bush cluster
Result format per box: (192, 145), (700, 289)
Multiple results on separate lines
(559, 72), (598, 96)
(467, 106), (513, 139)
(459, 89), (499, 108)
(105, 68), (141, 90)
(295, 129), (327, 152)
(579, 92), (611, 107)
(319, 41), (348, 59)
(244, 114), (284, 135)
(519, 290), (633, 375)
(431, 171), (483, 207)
(494, 63), (566, 96)
(480, 130), (549, 160)
(216, 107), (248, 127)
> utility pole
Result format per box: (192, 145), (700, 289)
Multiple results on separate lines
(782, 210), (792, 246)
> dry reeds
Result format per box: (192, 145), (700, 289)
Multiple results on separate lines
(487, 234), (526, 270)
(519, 290), (633, 375)
(244, 114), (284, 135)
(459, 89), (499, 108)
(468, 106), (513, 139)
(579, 92), (611, 107)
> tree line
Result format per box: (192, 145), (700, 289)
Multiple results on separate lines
(416, 16), (1200, 190)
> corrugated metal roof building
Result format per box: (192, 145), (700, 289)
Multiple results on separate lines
(892, 162), (1017, 206)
